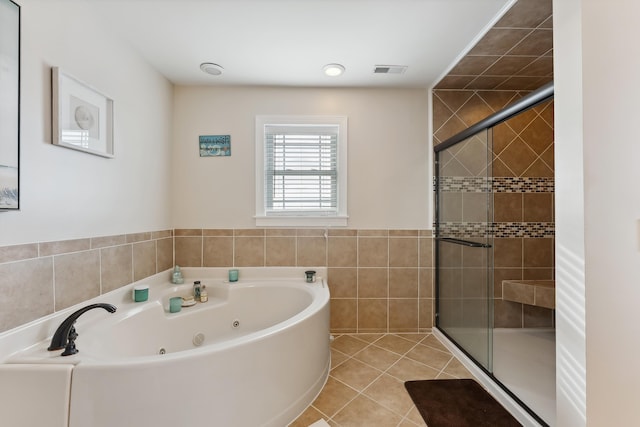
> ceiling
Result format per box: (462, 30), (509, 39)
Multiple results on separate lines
(90, 0), (514, 88)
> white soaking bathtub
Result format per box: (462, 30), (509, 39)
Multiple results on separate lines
(0, 267), (330, 427)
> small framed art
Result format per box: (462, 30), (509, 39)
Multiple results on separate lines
(199, 135), (231, 157)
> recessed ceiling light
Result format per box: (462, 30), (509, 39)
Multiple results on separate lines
(200, 62), (224, 76)
(323, 63), (345, 77)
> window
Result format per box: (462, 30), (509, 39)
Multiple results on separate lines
(255, 115), (348, 226)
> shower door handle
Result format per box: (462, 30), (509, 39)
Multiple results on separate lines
(436, 237), (492, 248)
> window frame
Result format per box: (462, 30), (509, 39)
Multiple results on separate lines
(255, 115), (348, 227)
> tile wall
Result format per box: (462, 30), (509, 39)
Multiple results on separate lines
(174, 228), (435, 333)
(0, 228), (434, 335)
(433, 89), (555, 328)
(0, 230), (174, 333)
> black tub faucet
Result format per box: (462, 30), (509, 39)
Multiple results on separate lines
(47, 303), (117, 356)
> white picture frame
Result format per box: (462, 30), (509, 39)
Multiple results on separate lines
(52, 67), (114, 158)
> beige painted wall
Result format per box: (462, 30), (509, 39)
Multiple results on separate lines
(171, 86), (430, 229)
(555, 0), (640, 425)
(0, 0), (173, 247)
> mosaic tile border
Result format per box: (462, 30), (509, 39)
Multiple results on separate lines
(436, 176), (554, 193)
(438, 222), (555, 238)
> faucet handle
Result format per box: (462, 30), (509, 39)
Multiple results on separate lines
(61, 326), (79, 356)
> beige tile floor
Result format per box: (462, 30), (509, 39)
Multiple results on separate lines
(290, 333), (474, 427)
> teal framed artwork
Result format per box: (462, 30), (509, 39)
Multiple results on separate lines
(199, 135), (231, 157)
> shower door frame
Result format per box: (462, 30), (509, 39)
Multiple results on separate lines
(433, 81), (554, 426)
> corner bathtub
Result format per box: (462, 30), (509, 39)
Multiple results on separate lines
(0, 268), (330, 427)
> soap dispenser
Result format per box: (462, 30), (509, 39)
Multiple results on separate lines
(171, 265), (184, 284)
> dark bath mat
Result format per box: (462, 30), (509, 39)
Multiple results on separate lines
(404, 379), (521, 427)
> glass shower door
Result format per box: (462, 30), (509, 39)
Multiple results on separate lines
(435, 129), (493, 371)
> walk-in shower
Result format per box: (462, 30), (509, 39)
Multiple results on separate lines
(434, 82), (555, 426)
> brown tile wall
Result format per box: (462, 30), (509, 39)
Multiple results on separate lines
(174, 228), (435, 334)
(433, 89), (555, 328)
(0, 230), (174, 333)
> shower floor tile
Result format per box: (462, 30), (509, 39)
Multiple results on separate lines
(289, 333), (474, 427)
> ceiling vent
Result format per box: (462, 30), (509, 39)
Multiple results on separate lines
(373, 65), (408, 74)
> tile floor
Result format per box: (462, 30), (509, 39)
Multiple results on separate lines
(289, 333), (474, 427)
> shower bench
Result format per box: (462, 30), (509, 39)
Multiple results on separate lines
(502, 280), (555, 309)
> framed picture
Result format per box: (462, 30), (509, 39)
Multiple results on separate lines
(199, 135), (231, 157)
(0, 0), (20, 211)
(52, 67), (114, 158)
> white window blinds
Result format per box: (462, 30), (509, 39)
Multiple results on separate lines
(264, 124), (338, 215)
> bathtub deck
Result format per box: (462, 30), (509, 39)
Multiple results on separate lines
(290, 332), (473, 427)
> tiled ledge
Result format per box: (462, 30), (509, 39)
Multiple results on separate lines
(502, 280), (555, 309)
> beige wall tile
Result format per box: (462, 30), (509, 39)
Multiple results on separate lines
(266, 228), (296, 236)
(419, 298), (434, 330)
(358, 230), (388, 237)
(389, 299), (418, 332)
(535, 286), (556, 309)
(440, 192), (463, 222)
(40, 239), (91, 256)
(389, 237), (418, 267)
(419, 237), (433, 268)
(523, 193), (554, 222)
(523, 304), (554, 328)
(419, 268), (433, 299)
(358, 299), (388, 332)
(493, 299), (523, 328)
(0, 258), (54, 333)
(235, 229), (265, 237)
(234, 236), (265, 267)
(152, 229), (173, 239)
(54, 250), (100, 311)
(390, 230), (418, 237)
(0, 243), (38, 263)
(523, 267), (554, 280)
(330, 298), (357, 332)
(101, 245), (133, 293)
(91, 235), (127, 249)
(156, 237), (174, 272)
(462, 192), (490, 222)
(523, 238), (554, 268)
(327, 268), (357, 298)
(358, 268), (388, 298)
(389, 268), (418, 298)
(438, 299), (462, 328)
(175, 236), (203, 267)
(203, 236), (233, 267)
(126, 232), (151, 243)
(297, 236), (326, 266)
(494, 193), (523, 222)
(462, 268), (490, 298)
(493, 238), (522, 267)
(493, 268), (522, 298)
(462, 245), (487, 268)
(296, 228), (325, 237)
(133, 241), (157, 281)
(358, 237), (388, 267)
(203, 229), (233, 236)
(502, 281), (535, 305)
(265, 236), (296, 266)
(438, 268), (462, 298)
(175, 229), (202, 237)
(438, 242), (462, 268)
(328, 237), (357, 267)
(328, 229), (357, 237)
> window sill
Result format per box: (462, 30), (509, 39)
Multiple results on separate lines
(254, 215), (348, 227)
